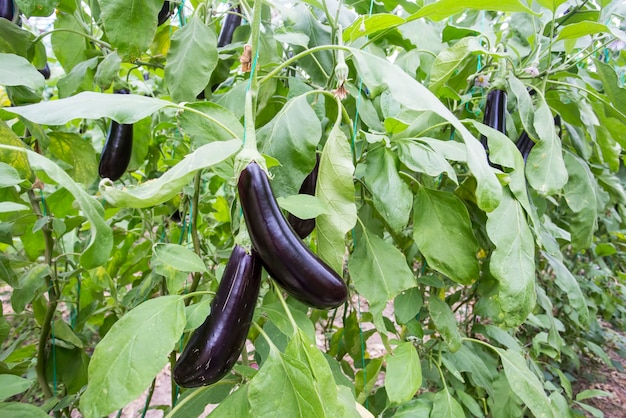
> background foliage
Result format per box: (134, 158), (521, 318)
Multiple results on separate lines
(1, 0), (626, 417)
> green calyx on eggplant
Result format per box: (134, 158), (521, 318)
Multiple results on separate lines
(174, 245), (262, 388)
(157, 1), (171, 26)
(287, 154), (320, 239)
(217, 5), (242, 47)
(237, 161), (348, 309)
(98, 89), (133, 181)
(480, 88), (507, 168)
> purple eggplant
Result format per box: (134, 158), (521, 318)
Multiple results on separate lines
(98, 89), (133, 181)
(287, 154), (320, 239)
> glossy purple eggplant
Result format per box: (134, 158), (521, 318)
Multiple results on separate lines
(98, 89), (133, 181)
(287, 154), (320, 239)
(217, 5), (242, 47)
(480, 89), (507, 168)
(157, 1), (171, 26)
(0, 0), (15, 21)
(173, 245), (262, 387)
(237, 161), (347, 309)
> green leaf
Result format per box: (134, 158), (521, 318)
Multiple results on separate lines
(342, 14), (405, 42)
(0, 53), (44, 91)
(594, 59), (626, 123)
(80, 296), (186, 418)
(363, 146), (413, 232)
(248, 343), (326, 417)
(394, 399), (432, 417)
(56, 57), (98, 99)
(430, 388), (465, 417)
(535, 0), (568, 12)
(51, 11), (90, 72)
(0, 144), (112, 269)
(447, 343), (498, 396)
(53, 319), (84, 348)
(94, 52), (122, 90)
(407, 0), (537, 21)
(165, 14), (218, 102)
(413, 187), (479, 285)
(14, 0), (59, 17)
(166, 382), (237, 418)
(556, 21), (609, 41)
(10, 264), (49, 313)
(396, 139), (458, 184)
(0, 375), (33, 401)
(348, 224), (415, 326)
(0, 402), (50, 418)
(486, 189), (536, 327)
(497, 348), (556, 418)
(0, 163), (23, 188)
(393, 287), (423, 325)
(385, 342), (422, 404)
(428, 295), (462, 352)
(48, 132), (98, 186)
(208, 385), (251, 417)
(563, 152), (597, 249)
(0, 202), (28, 212)
(5, 91), (171, 125)
(178, 102), (243, 147)
(277, 194), (329, 219)
(316, 123), (356, 273)
(350, 48), (501, 212)
(0, 121), (33, 182)
(154, 243), (208, 273)
(543, 252), (589, 326)
(429, 37), (488, 94)
(100, 139), (241, 208)
(262, 303), (316, 342)
(526, 102), (568, 195)
(258, 95), (322, 197)
(575, 389), (614, 402)
(184, 298), (211, 332)
(100, 0), (161, 59)
(508, 75), (537, 139)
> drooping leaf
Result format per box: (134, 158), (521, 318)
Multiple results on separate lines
(94, 52), (122, 90)
(4, 91), (171, 125)
(348, 224), (415, 327)
(51, 11), (91, 72)
(100, 0), (161, 59)
(80, 296), (186, 418)
(428, 295), (462, 352)
(430, 388), (465, 417)
(178, 102), (243, 147)
(396, 139), (458, 184)
(486, 189), (536, 327)
(258, 95), (322, 198)
(342, 14), (405, 42)
(413, 187), (479, 285)
(316, 124), (356, 273)
(385, 342), (422, 404)
(0, 53), (44, 91)
(543, 252), (590, 326)
(100, 139), (241, 208)
(563, 152), (597, 249)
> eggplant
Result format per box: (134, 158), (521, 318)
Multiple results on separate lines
(98, 89), (133, 181)
(173, 245), (262, 387)
(237, 161), (348, 309)
(515, 131), (534, 162)
(217, 5), (242, 48)
(287, 154), (320, 239)
(38, 63), (50, 80)
(0, 0), (14, 21)
(480, 88), (507, 168)
(157, 1), (171, 26)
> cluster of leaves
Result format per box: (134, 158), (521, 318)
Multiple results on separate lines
(1, 0), (626, 417)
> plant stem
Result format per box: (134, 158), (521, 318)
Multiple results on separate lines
(141, 378), (157, 418)
(273, 282), (299, 335)
(33, 28), (111, 49)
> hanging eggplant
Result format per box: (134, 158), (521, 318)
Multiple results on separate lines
(237, 161), (348, 309)
(217, 5), (242, 48)
(157, 1), (171, 26)
(287, 154), (320, 239)
(173, 245), (262, 387)
(98, 89), (133, 181)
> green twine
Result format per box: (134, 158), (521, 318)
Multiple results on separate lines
(177, 0), (186, 27)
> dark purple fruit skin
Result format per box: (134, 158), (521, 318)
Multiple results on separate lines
(217, 6), (242, 47)
(516, 131), (534, 162)
(157, 1), (171, 26)
(0, 0), (15, 21)
(173, 245), (262, 388)
(287, 154), (320, 239)
(480, 89), (507, 168)
(38, 63), (50, 80)
(98, 89), (133, 181)
(238, 161), (348, 309)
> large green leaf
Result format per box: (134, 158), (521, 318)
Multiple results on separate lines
(166, 382), (237, 418)
(208, 385), (251, 417)
(396, 139), (458, 184)
(342, 14), (405, 43)
(384, 342), (422, 404)
(101, 139), (241, 208)
(429, 37), (488, 94)
(178, 102), (244, 147)
(100, 0), (161, 59)
(446, 343), (497, 397)
(0, 53), (44, 91)
(0, 144), (112, 269)
(413, 187), (479, 285)
(50, 11), (91, 72)
(486, 189), (535, 327)
(407, 0), (537, 21)
(0, 375), (33, 401)
(248, 343), (326, 417)
(14, 0), (59, 17)
(258, 95), (322, 197)
(0, 402), (50, 417)
(48, 132), (98, 186)
(316, 123), (356, 273)
(348, 224), (415, 326)
(429, 295), (462, 352)
(430, 388), (465, 417)
(556, 21), (609, 41)
(4, 92), (171, 125)
(536, 0), (568, 12)
(153, 243), (208, 273)
(543, 252), (589, 326)
(80, 296), (186, 418)
(0, 121), (33, 181)
(594, 60), (626, 120)
(56, 57), (99, 99)
(563, 152), (597, 249)
(497, 349), (556, 418)
(165, 14), (218, 102)
(350, 48), (501, 212)
(363, 146), (413, 232)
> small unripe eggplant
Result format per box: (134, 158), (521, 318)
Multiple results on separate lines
(38, 63), (50, 80)
(238, 161), (348, 309)
(217, 5), (242, 48)
(157, 1), (171, 26)
(174, 245), (262, 387)
(287, 154), (320, 239)
(98, 89), (133, 181)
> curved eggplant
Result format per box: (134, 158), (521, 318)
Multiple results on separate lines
(287, 154), (320, 239)
(217, 5), (242, 48)
(98, 89), (133, 181)
(157, 1), (171, 26)
(237, 161), (348, 309)
(173, 245), (262, 387)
